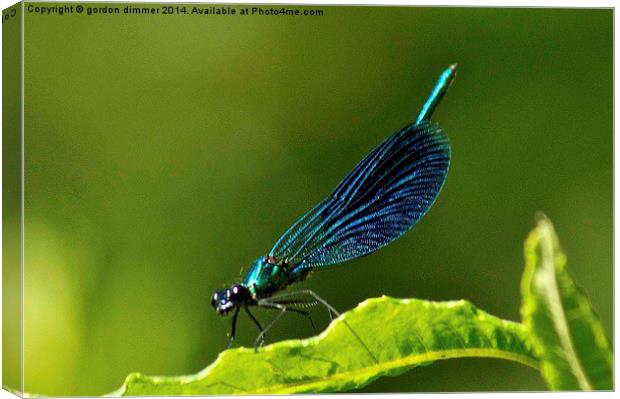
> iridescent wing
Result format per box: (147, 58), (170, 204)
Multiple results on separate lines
(268, 120), (450, 272)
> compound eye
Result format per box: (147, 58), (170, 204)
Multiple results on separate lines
(211, 293), (218, 307)
(230, 285), (243, 300)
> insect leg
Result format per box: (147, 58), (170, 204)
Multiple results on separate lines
(244, 306), (264, 332)
(264, 301), (318, 334)
(253, 303), (287, 351)
(267, 289), (340, 320)
(267, 298), (319, 308)
(243, 306), (266, 347)
(266, 290), (377, 364)
(227, 307), (240, 349)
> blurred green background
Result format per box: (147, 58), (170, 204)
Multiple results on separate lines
(17, 4), (611, 395)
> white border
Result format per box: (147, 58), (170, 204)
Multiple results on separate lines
(0, 1), (616, 399)
(7, 0), (619, 7)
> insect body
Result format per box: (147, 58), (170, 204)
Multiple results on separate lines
(211, 64), (457, 348)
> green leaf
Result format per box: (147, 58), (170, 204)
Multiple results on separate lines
(111, 297), (537, 395)
(520, 216), (613, 390)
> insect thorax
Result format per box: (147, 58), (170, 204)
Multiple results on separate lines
(242, 256), (295, 299)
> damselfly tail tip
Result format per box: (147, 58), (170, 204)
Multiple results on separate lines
(415, 63), (458, 124)
(443, 63), (458, 90)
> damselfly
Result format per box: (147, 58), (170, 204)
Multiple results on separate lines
(211, 64), (457, 348)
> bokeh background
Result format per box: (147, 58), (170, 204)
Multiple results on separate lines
(14, 4), (612, 395)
